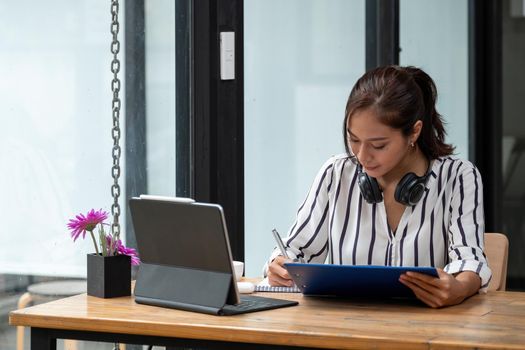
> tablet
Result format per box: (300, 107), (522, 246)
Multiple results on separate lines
(285, 263), (438, 298)
(130, 196), (298, 315)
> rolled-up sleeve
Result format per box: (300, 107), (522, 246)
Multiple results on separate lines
(445, 163), (492, 292)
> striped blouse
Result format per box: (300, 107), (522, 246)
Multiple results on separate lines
(265, 153), (492, 290)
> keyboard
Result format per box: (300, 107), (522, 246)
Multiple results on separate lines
(220, 295), (298, 315)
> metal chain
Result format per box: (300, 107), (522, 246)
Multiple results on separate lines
(110, 3), (123, 349)
(110, 0), (122, 244)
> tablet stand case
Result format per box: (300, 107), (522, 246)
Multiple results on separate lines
(134, 263), (236, 315)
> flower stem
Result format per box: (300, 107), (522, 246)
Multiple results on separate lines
(111, 229), (119, 256)
(89, 230), (100, 255)
(99, 225), (108, 256)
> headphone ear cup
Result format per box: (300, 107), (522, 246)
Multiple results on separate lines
(357, 171), (383, 204)
(395, 172), (427, 206)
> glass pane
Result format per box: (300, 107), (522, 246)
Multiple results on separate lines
(244, 0), (366, 276)
(0, 0), (124, 348)
(502, 0), (525, 290)
(0, 1), (121, 278)
(0, 1), (190, 347)
(145, 0), (177, 196)
(400, 0), (469, 159)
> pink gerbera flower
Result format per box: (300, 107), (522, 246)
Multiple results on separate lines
(67, 209), (108, 241)
(106, 235), (141, 266)
(67, 208), (140, 266)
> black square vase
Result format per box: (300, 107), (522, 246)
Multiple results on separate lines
(87, 253), (131, 298)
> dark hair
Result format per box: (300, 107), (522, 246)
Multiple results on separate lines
(343, 65), (454, 159)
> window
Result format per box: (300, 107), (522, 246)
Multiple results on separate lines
(244, 0), (366, 276)
(0, 1), (190, 347)
(400, 0), (469, 158)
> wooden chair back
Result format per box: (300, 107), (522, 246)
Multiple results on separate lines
(485, 232), (509, 291)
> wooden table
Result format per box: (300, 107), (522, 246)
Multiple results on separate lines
(9, 289), (525, 350)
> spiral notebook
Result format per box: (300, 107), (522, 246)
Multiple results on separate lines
(255, 278), (301, 293)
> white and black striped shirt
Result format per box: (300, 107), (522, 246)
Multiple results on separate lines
(266, 154), (492, 290)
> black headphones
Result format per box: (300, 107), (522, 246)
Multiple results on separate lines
(356, 161), (432, 206)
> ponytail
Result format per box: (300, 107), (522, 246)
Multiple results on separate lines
(405, 67), (454, 158)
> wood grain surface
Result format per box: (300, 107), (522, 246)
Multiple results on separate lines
(9, 288), (525, 350)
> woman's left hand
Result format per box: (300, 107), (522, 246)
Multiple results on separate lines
(399, 268), (480, 308)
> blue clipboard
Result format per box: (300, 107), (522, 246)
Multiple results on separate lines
(284, 263), (438, 298)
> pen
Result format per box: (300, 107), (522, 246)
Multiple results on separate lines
(272, 229), (305, 263)
(272, 228), (290, 259)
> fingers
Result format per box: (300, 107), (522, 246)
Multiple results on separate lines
(402, 270), (452, 295)
(405, 271), (442, 286)
(399, 269), (459, 308)
(399, 277), (442, 308)
(400, 274), (437, 294)
(268, 255), (294, 286)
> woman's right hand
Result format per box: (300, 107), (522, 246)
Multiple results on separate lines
(267, 255), (294, 286)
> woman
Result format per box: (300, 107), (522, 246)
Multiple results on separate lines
(265, 65), (491, 308)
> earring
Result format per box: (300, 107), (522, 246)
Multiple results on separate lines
(410, 142), (415, 148)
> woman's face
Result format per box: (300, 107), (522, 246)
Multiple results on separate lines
(346, 108), (412, 179)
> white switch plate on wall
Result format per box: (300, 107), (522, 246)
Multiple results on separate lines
(220, 32), (235, 80)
